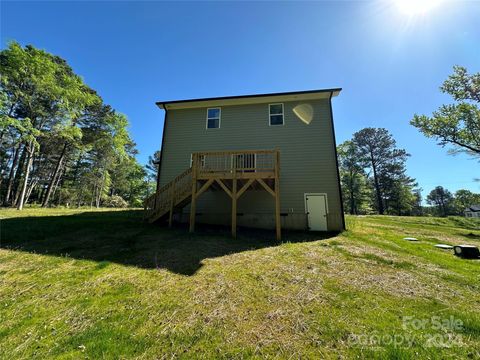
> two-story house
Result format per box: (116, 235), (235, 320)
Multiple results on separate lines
(144, 88), (345, 240)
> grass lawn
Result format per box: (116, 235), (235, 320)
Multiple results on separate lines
(1, 209), (479, 359)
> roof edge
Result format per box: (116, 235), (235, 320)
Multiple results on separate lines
(156, 88), (342, 109)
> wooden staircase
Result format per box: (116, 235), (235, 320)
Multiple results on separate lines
(144, 167), (193, 224)
(144, 149), (281, 240)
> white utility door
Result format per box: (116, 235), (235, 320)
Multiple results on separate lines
(305, 194), (328, 231)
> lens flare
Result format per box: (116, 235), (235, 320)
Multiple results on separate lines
(395, 0), (442, 15)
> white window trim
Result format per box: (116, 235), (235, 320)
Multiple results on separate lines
(206, 107), (221, 129)
(269, 103), (284, 126)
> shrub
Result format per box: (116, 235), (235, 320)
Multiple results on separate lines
(102, 195), (128, 208)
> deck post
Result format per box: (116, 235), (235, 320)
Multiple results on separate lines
(274, 150), (281, 241)
(168, 180), (176, 228)
(144, 149), (282, 238)
(189, 154), (197, 233)
(232, 161), (237, 238)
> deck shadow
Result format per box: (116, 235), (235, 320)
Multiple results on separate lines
(0, 210), (338, 275)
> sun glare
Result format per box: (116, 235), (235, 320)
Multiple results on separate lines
(395, 0), (442, 15)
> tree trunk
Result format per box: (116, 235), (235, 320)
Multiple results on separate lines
(71, 154), (83, 186)
(440, 195), (446, 217)
(370, 150), (384, 215)
(17, 142), (34, 210)
(24, 152), (40, 205)
(25, 179), (38, 204)
(95, 170), (106, 208)
(371, 158), (384, 215)
(11, 146), (28, 206)
(38, 184), (47, 204)
(51, 165), (65, 205)
(96, 176), (103, 208)
(42, 143), (68, 207)
(77, 188), (83, 208)
(91, 184), (96, 208)
(0, 152), (13, 200)
(349, 169), (355, 215)
(4, 145), (21, 205)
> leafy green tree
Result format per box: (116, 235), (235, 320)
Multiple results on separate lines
(426, 186), (454, 217)
(1, 42), (149, 209)
(146, 150), (161, 182)
(0, 42), (97, 209)
(353, 128), (412, 215)
(41, 87), (101, 207)
(411, 66), (480, 159)
(411, 189), (423, 216)
(337, 141), (371, 214)
(383, 176), (420, 216)
(453, 189), (480, 214)
(110, 153), (149, 207)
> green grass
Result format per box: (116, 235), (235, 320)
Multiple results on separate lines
(1, 209), (479, 359)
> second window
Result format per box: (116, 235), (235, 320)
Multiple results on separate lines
(206, 108), (221, 129)
(269, 103), (284, 126)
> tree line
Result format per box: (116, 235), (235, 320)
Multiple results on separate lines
(337, 130), (479, 217)
(338, 66), (479, 217)
(425, 186), (480, 217)
(0, 42), (153, 209)
(1, 43), (478, 214)
(337, 127), (421, 216)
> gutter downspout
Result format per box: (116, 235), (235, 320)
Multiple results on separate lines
(329, 91), (346, 230)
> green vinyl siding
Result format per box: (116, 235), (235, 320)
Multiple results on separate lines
(159, 98), (343, 231)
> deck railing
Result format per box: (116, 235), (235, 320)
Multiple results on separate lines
(192, 149), (278, 177)
(144, 167), (192, 219)
(144, 149), (281, 240)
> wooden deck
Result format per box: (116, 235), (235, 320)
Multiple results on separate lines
(144, 149), (281, 240)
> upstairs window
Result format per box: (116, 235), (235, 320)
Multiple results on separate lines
(206, 108), (221, 129)
(269, 103), (284, 126)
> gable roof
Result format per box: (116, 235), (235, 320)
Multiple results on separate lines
(466, 205), (480, 212)
(156, 88), (342, 110)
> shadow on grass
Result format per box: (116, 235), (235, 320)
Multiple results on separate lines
(0, 210), (338, 275)
(463, 232), (480, 240)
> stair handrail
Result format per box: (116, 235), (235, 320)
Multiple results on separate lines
(144, 166), (193, 220)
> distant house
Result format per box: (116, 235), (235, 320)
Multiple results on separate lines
(465, 205), (480, 218)
(144, 89), (345, 240)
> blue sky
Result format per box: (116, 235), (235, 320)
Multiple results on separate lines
(1, 1), (479, 198)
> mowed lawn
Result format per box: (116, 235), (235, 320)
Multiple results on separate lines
(1, 209), (479, 359)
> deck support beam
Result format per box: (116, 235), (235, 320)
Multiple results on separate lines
(236, 178), (255, 199)
(168, 181), (176, 228)
(196, 179), (214, 199)
(257, 178), (275, 197)
(275, 150), (281, 241)
(149, 149), (280, 240)
(232, 168), (237, 238)
(215, 179), (232, 198)
(189, 154), (198, 233)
